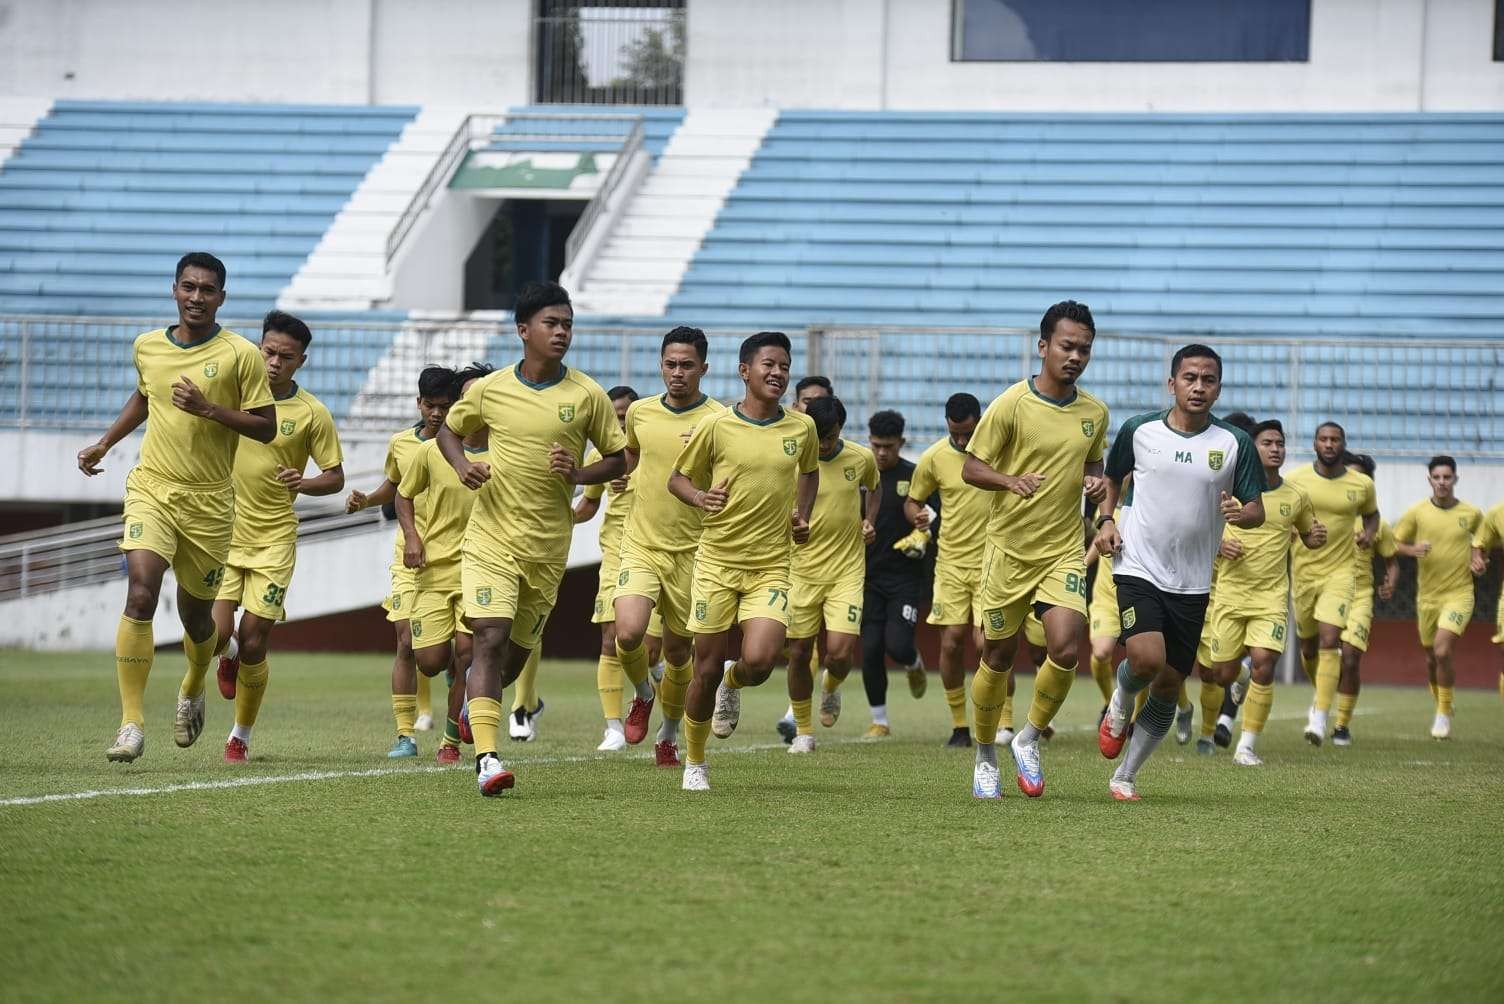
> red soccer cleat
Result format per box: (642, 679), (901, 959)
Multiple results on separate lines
(1098, 715), (1131, 760)
(436, 744), (461, 766)
(458, 705), (473, 744)
(654, 740), (682, 768)
(224, 736), (248, 764)
(624, 695), (655, 745)
(217, 655), (239, 700)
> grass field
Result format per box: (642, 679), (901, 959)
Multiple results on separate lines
(2, 650), (1502, 1002)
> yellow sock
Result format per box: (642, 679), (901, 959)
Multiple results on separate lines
(724, 662), (744, 690)
(416, 672), (432, 720)
(1334, 692), (1358, 729)
(1026, 658), (1074, 731)
(944, 685), (967, 729)
(511, 647), (540, 713)
(468, 696), (503, 755)
(115, 615), (154, 727)
(1313, 649), (1340, 712)
(617, 640), (650, 688)
(1000, 676), (1015, 732)
(969, 663), (1008, 744)
(1133, 687), (1149, 720)
(1428, 679), (1438, 701)
(684, 714), (711, 764)
(1199, 680), (1224, 737)
(392, 694), (417, 738)
(1243, 681), (1274, 734)
(179, 628), (218, 700)
(660, 659), (692, 721)
(597, 654), (625, 720)
(235, 658), (269, 729)
(1300, 650), (1317, 685)
(1176, 679), (1191, 712)
(1437, 685), (1454, 717)
(792, 698), (813, 736)
(822, 669), (843, 693)
(1090, 654), (1114, 703)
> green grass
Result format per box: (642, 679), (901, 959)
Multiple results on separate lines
(2, 651), (1502, 1002)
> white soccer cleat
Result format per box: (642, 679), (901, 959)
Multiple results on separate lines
(509, 707), (535, 742)
(415, 713), (434, 732)
(475, 753), (515, 796)
(712, 678), (741, 739)
(174, 692), (205, 748)
(788, 734), (815, 754)
(1108, 776), (1141, 801)
(1430, 713), (1452, 740)
(597, 728), (628, 752)
(972, 759), (1002, 799)
(1233, 747), (1264, 767)
(1303, 707), (1326, 747)
(818, 673), (842, 727)
(682, 762), (710, 791)
(106, 723), (145, 762)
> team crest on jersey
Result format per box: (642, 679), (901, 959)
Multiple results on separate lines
(1459, 516), (1470, 529)
(844, 466), (857, 482)
(202, 362), (219, 378)
(411, 620), (423, 639)
(1122, 607), (1137, 631)
(1346, 489), (1358, 501)
(985, 608), (1004, 631)
(782, 438), (799, 456)
(1081, 419), (1095, 438)
(280, 418), (295, 436)
(897, 480), (910, 498)
(128, 521), (143, 540)
(1280, 502), (1291, 517)
(695, 600), (708, 621)
(475, 587), (492, 606)
(1207, 450), (1224, 471)
(618, 570), (630, 586)
(932, 602), (946, 618)
(557, 404), (575, 423)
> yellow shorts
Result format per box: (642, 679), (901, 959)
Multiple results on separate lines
(1340, 583), (1377, 652)
(1197, 600), (1289, 666)
(615, 538), (696, 637)
(1023, 610), (1046, 650)
(593, 543), (621, 625)
(689, 557), (791, 635)
(1089, 565), (1120, 639)
(410, 585), (471, 649)
(1293, 572), (1354, 639)
(383, 563), (417, 623)
(788, 572), (864, 639)
(928, 560), (981, 627)
(1418, 590), (1474, 648)
(461, 550), (564, 648)
(977, 544), (1088, 641)
(119, 470), (232, 601)
(1494, 598), (1504, 646)
(218, 540), (296, 621)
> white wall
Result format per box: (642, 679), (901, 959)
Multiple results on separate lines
(386, 189), (501, 312)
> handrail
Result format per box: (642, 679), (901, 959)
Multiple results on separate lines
(565, 115), (646, 269)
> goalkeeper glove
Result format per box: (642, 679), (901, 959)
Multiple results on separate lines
(893, 526), (930, 560)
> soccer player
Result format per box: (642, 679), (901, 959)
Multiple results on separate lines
(794, 375), (833, 413)
(961, 301), (1109, 799)
(211, 310), (344, 763)
(1096, 344), (1265, 801)
(905, 393), (990, 746)
(862, 409), (932, 737)
(612, 327), (725, 766)
(1470, 498), (1504, 705)
(786, 395), (878, 752)
(78, 253), (276, 762)
(669, 331), (819, 791)
(392, 364), (493, 764)
(440, 281), (627, 796)
(1194, 419), (1324, 766)
(1332, 453), (1399, 746)
(345, 366), (456, 753)
(1285, 422), (1379, 746)
(1394, 456), (1484, 740)
(1086, 513), (1125, 715)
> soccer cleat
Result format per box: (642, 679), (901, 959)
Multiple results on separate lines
(907, 665), (928, 699)
(476, 753), (514, 796)
(946, 727), (972, 748)
(997, 727), (1016, 747)
(415, 713), (434, 732)
(1010, 732), (1045, 797)
(387, 735), (418, 758)
(775, 717), (796, 744)
(789, 734), (816, 754)
(623, 696), (654, 745)
(1303, 708), (1325, 747)
(508, 707), (535, 742)
(174, 693), (205, 748)
(1430, 713), (1451, 740)
(435, 744), (461, 766)
(1099, 701), (1130, 760)
(711, 679), (741, 738)
(216, 654), (239, 700)
(1214, 716), (1234, 748)
(106, 723), (145, 763)
(863, 723), (891, 739)
(1174, 704), (1194, 745)
(1108, 777), (1141, 801)
(1196, 738), (1215, 756)
(681, 762), (710, 791)
(1332, 725), (1353, 747)
(972, 760), (1003, 799)
(1233, 747), (1264, 767)
(654, 740), (682, 768)
(458, 703), (473, 744)
(223, 736), (248, 764)
(818, 678), (842, 727)
(597, 728), (628, 752)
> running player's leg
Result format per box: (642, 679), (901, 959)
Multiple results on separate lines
(938, 623), (971, 742)
(107, 549), (170, 761)
(211, 596), (239, 698)
(860, 583), (891, 735)
(1430, 627), (1463, 739)
(614, 592), (660, 738)
(888, 583), (926, 700)
(787, 632), (817, 744)
(596, 621), (627, 749)
(654, 628), (693, 759)
(389, 619), (419, 753)
(1233, 646), (1279, 765)
(682, 629), (728, 788)
(817, 627), (859, 731)
(437, 630), (472, 763)
(223, 610), (273, 761)
(1303, 579), (1349, 745)
(174, 581), (220, 750)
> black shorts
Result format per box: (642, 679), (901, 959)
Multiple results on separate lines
(1114, 575), (1210, 677)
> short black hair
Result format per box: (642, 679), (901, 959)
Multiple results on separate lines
(1251, 418), (1284, 440)
(1223, 411), (1257, 434)
(1428, 454), (1457, 474)
(1344, 452), (1376, 477)
(739, 331), (791, 365)
(795, 375), (833, 397)
(1040, 300), (1095, 341)
(806, 395), (847, 440)
(1171, 343), (1222, 378)
(945, 392), (982, 423)
(514, 281), (572, 324)
(662, 326), (708, 362)
(453, 362), (495, 396)
(176, 251), (226, 288)
(1316, 421), (1346, 440)
(418, 365), (457, 400)
(606, 384), (639, 403)
(869, 409), (905, 438)
(262, 309), (312, 349)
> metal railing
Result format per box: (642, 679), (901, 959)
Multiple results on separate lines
(564, 114), (645, 270)
(534, 5), (685, 105)
(384, 113), (504, 266)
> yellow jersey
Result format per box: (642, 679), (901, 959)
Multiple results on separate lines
(910, 436), (990, 570)
(132, 325), (274, 489)
(446, 363), (627, 566)
(1354, 518), (1397, 592)
(229, 383), (342, 547)
(1473, 502), (1504, 554)
(383, 424), (433, 579)
(1285, 464), (1378, 581)
(1395, 498), (1483, 599)
(675, 405), (819, 571)
(622, 393), (726, 554)
(1214, 477), (1314, 605)
(398, 439), (486, 582)
(967, 378), (1109, 562)
(794, 439), (878, 582)
(583, 446), (632, 562)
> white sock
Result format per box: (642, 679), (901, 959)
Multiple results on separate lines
(658, 717), (680, 743)
(633, 678), (654, 701)
(1216, 713), (1234, 731)
(231, 723), (252, 742)
(225, 635), (239, 661)
(1236, 730), (1257, 753)
(1109, 686), (1130, 721)
(871, 705), (888, 726)
(650, 662), (664, 683)
(781, 704), (795, 723)
(604, 719), (624, 735)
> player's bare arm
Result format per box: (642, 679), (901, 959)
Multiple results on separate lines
(1221, 490), (1265, 529)
(668, 471), (728, 513)
(573, 494), (602, 524)
(346, 478), (396, 513)
(1082, 458), (1108, 504)
(78, 389), (149, 475)
(1094, 477), (1124, 555)
(1301, 516), (1327, 549)
(1471, 545), (1488, 576)
(438, 424), (490, 489)
(961, 453), (1044, 497)
(394, 491), (426, 569)
(558, 444), (626, 487)
(1356, 510), (1379, 548)
(280, 463), (344, 497)
(864, 483), (880, 544)
(171, 377), (276, 443)
(791, 468), (818, 545)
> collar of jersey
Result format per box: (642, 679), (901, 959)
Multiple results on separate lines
(733, 404), (784, 426)
(660, 392), (708, 414)
(411, 422), (431, 442)
(273, 381), (299, 402)
(1308, 461), (1349, 481)
(1160, 409), (1212, 440)
(164, 324), (222, 349)
(514, 361), (567, 390)
(820, 441), (845, 462)
(463, 443), (487, 455)
(947, 438), (967, 454)
(1427, 496), (1460, 511)
(1028, 376), (1077, 408)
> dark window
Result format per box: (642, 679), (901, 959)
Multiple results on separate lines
(535, 0), (686, 104)
(952, 0), (1310, 62)
(1495, 0), (1504, 61)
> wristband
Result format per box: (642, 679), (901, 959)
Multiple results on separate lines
(1095, 515), (1115, 528)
